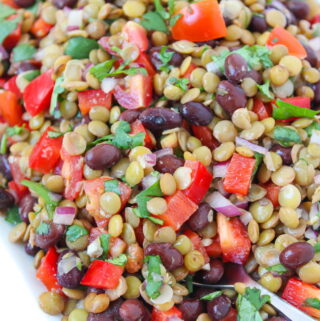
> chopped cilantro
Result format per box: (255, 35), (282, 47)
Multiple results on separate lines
(141, 11), (168, 34)
(66, 225), (88, 242)
(266, 264), (288, 274)
(154, 0), (170, 19)
(47, 125), (73, 138)
(107, 254), (128, 266)
(273, 126), (301, 146)
(104, 179), (120, 195)
(314, 242), (320, 253)
(305, 121), (320, 137)
(168, 77), (189, 91)
(158, 46), (174, 72)
(145, 255), (162, 299)
(201, 291), (222, 301)
(0, 3), (16, 20)
(50, 76), (65, 115)
(5, 206), (22, 225)
(100, 233), (110, 259)
(89, 59), (115, 81)
(36, 222), (50, 235)
(169, 13), (182, 27)
(6, 125), (24, 137)
(0, 16), (21, 44)
(252, 152), (263, 177)
(168, 0), (175, 15)
(257, 80), (274, 100)
(12, 44), (36, 62)
(0, 134), (7, 155)
(304, 298), (320, 310)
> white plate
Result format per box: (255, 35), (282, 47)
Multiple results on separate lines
(0, 217), (59, 320)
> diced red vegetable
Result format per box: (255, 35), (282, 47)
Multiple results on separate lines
(30, 18), (53, 38)
(80, 260), (124, 289)
(0, 90), (23, 126)
(23, 69), (54, 116)
(310, 15), (320, 25)
(274, 97), (311, 122)
(4, 76), (22, 99)
(8, 180), (28, 201)
(130, 120), (155, 148)
(184, 229), (209, 263)
(36, 247), (63, 294)
(135, 52), (156, 76)
(29, 127), (63, 174)
(221, 308), (237, 321)
(253, 98), (272, 120)
(78, 89), (112, 115)
(262, 182), (280, 207)
(267, 27), (307, 58)
(2, 0), (19, 8)
(223, 153), (256, 196)
(205, 235), (222, 258)
(122, 21), (149, 52)
(191, 125), (219, 150)
(217, 213), (251, 264)
(156, 191), (198, 231)
(172, 0), (226, 42)
(3, 15), (21, 50)
(282, 278), (320, 318)
(182, 63), (197, 80)
(151, 306), (182, 321)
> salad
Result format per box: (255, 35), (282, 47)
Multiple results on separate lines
(1, 0), (320, 320)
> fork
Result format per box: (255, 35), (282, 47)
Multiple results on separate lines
(192, 263), (315, 321)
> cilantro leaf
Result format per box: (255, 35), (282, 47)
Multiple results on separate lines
(100, 233), (110, 259)
(48, 125), (72, 138)
(0, 134), (7, 155)
(5, 206), (22, 225)
(169, 13), (182, 27)
(314, 242), (320, 253)
(107, 253), (128, 266)
(13, 44), (36, 62)
(244, 288), (270, 311)
(158, 46), (174, 72)
(0, 17), (21, 44)
(168, 0), (175, 15)
(66, 225), (88, 242)
(201, 291), (222, 301)
(50, 76), (65, 115)
(154, 0), (170, 19)
(0, 3), (16, 20)
(273, 99), (320, 120)
(6, 125), (24, 137)
(257, 80), (274, 100)
(141, 11), (168, 34)
(184, 275), (193, 294)
(304, 298), (320, 310)
(168, 77), (189, 91)
(145, 255), (162, 299)
(266, 264), (288, 274)
(26, 0), (40, 15)
(104, 179), (120, 195)
(252, 152), (263, 177)
(89, 59), (115, 81)
(273, 126), (301, 146)
(23, 70), (40, 81)
(305, 122), (320, 137)
(36, 222), (50, 235)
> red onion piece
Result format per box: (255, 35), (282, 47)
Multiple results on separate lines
(49, 192), (63, 202)
(233, 197), (249, 209)
(206, 191), (243, 217)
(53, 206), (76, 225)
(213, 161), (229, 178)
(138, 153), (156, 168)
(239, 210), (253, 225)
(305, 227), (318, 240)
(315, 174), (320, 185)
(67, 25), (80, 31)
(235, 136), (268, 155)
(154, 148), (173, 158)
(214, 179), (230, 198)
(0, 46), (8, 60)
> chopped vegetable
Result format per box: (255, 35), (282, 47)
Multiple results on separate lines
(273, 126), (302, 146)
(266, 264), (288, 274)
(5, 205), (22, 225)
(145, 255), (162, 299)
(64, 36), (99, 59)
(12, 43), (36, 62)
(66, 225), (88, 242)
(201, 291), (222, 301)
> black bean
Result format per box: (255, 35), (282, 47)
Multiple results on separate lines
(24, 242), (40, 256)
(207, 295), (231, 320)
(52, 0), (77, 8)
(85, 144), (122, 170)
(216, 81), (247, 115)
(145, 242), (184, 271)
(280, 242), (314, 269)
(286, 0), (310, 20)
(149, 47), (183, 70)
(19, 194), (37, 223)
(201, 259), (224, 284)
(154, 154), (184, 174)
(120, 110), (141, 123)
(14, 0), (35, 8)
(224, 54), (249, 83)
(88, 298), (124, 321)
(119, 299), (150, 321)
(0, 155), (12, 180)
(139, 108), (182, 133)
(246, 70), (262, 84)
(313, 82), (320, 105)
(0, 188), (15, 209)
(270, 144), (292, 165)
(188, 203), (212, 232)
(179, 102), (213, 126)
(302, 43), (318, 68)
(249, 15), (268, 33)
(34, 222), (65, 249)
(178, 299), (204, 321)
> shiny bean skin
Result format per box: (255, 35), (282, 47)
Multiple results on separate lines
(119, 110), (141, 123)
(249, 15), (268, 33)
(34, 223), (65, 249)
(302, 43), (318, 68)
(178, 299), (204, 321)
(206, 295), (231, 320)
(19, 194), (37, 223)
(247, 70), (262, 84)
(0, 155), (12, 181)
(201, 259), (224, 284)
(14, 0), (35, 8)
(279, 242), (314, 269)
(155, 154), (184, 174)
(119, 299), (150, 321)
(149, 47), (183, 70)
(216, 81), (247, 115)
(313, 82), (320, 105)
(88, 298), (124, 321)
(145, 242), (184, 271)
(224, 54), (249, 83)
(139, 108), (182, 133)
(270, 144), (292, 165)
(0, 188), (15, 209)
(85, 144), (122, 170)
(180, 102), (213, 126)
(188, 203), (212, 232)
(286, 0), (309, 20)
(52, 0), (77, 9)
(24, 242), (40, 256)
(268, 0), (295, 25)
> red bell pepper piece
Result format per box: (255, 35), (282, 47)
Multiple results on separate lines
(252, 98), (272, 120)
(23, 69), (54, 116)
(8, 156), (29, 200)
(151, 306), (182, 321)
(274, 97), (311, 122)
(0, 90), (23, 126)
(135, 52), (156, 76)
(0, 79), (6, 88)
(205, 235), (222, 258)
(156, 191), (198, 231)
(4, 76), (22, 99)
(221, 308), (237, 321)
(2, 0), (19, 8)
(122, 21), (149, 52)
(184, 229), (209, 263)
(183, 160), (213, 204)
(81, 260), (124, 289)
(262, 182), (280, 207)
(282, 278), (320, 318)
(267, 27), (307, 59)
(217, 213), (251, 264)
(36, 247), (63, 294)
(191, 125), (219, 150)
(29, 127), (63, 174)
(182, 63), (197, 79)
(8, 180), (28, 201)
(310, 15), (320, 25)
(130, 120), (154, 148)
(3, 15), (21, 50)
(223, 153), (255, 196)
(31, 18), (53, 38)
(78, 89), (112, 115)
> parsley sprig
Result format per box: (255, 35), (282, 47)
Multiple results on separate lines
(168, 77), (189, 91)
(145, 255), (163, 299)
(158, 46), (174, 72)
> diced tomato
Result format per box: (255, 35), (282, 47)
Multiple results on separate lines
(2, 0), (19, 8)
(311, 15), (320, 25)
(114, 74), (153, 109)
(30, 18), (53, 38)
(130, 120), (154, 148)
(36, 247), (63, 294)
(205, 235), (222, 258)
(267, 27), (307, 59)
(9, 156), (26, 184)
(78, 89), (112, 115)
(29, 127), (63, 174)
(183, 160), (213, 204)
(274, 97), (311, 122)
(4, 76), (21, 98)
(0, 91), (23, 126)
(23, 69), (54, 116)
(191, 125), (219, 150)
(151, 306), (182, 321)
(0, 79), (6, 88)
(223, 153), (256, 196)
(81, 260), (124, 289)
(8, 180), (28, 201)
(262, 182), (280, 207)
(217, 213), (251, 264)
(182, 63), (197, 79)
(122, 21), (149, 52)
(172, 0), (226, 42)
(135, 52), (156, 76)
(282, 278), (320, 318)
(184, 230), (209, 263)
(156, 191), (198, 231)
(253, 98), (272, 120)
(221, 308), (237, 321)
(3, 15), (21, 50)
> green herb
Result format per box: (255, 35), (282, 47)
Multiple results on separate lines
(66, 225), (88, 242)
(0, 16), (21, 44)
(252, 152), (263, 177)
(107, 254), (128, 266)
(266, 264), (288, 274)
(0, 3), (16, 20)
(26, 0), (40, 15)
(257, 80), (274, 100)
(145, 255), (162, 299)
(273, 99), (320, 120)
(5, 206), (22, 225)
(201, 291), (222, 301)
(50, 76), (65, 115)
(6, 125), (24, 137)
(100, 233), (110, 259)
(168, 0), (175, 15)
(0, 134), (7, 155)
(169, 13), (182, 27)
(47, 125), (72, 138)
(36, 222), (50, 235)
(141, 11), (168, 33)
(89, 59), (115, 81)
(104, 179), (120, 195)
(23, 70), (40, 81)
(305, 122), (320, 137)
(273, 126), (302, 146)
(21, 180), (59, 218)
(12, 44), (36, 62)
(304, 298), (320, 310)
(168, 77), (189, 91)
(65, 36), (99, 59)
(154, 0), (170, 19)
(314, 242), (320, 253)
(76, 259), (82, 271)
(184, 275), (193, 294)
(158, 46), (174, 72)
